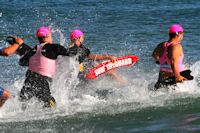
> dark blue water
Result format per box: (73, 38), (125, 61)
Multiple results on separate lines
(0, 0), (200, 132)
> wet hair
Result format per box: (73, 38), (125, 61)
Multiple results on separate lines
(169, 32), (183, 39)
(38, 37), (46, 43)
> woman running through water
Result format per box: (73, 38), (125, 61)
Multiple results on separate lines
(152, 24), (193, 90)
(0, 37), (24, 108)
(67, 29), (124, 83)
(19, 26), (70, 108)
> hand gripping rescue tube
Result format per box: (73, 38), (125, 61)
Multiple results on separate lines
(86, 55), (139, 79)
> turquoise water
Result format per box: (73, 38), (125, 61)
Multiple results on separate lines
(0, 0), (200, 132)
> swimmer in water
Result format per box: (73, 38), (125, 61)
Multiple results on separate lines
(152, 24), (193, 90)
(19, 26), (71, 108)
(67, 29), (124, 83)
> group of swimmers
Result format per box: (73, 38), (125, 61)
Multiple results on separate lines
(0, 27), (121, 108)
(0, 24), (193, 109)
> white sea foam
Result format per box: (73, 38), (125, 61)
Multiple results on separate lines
(1, 60), (199, 122)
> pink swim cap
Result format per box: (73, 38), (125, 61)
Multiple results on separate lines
(169, 24), (184, 34)
(70, 29), (84, 41)
(36, 26), (51, 37)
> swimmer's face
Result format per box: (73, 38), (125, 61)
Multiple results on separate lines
(79, 35), (84, 44)
(76, 35), (84, 46)
(178, 32), (184, 42)
(46, 33), (53, 44)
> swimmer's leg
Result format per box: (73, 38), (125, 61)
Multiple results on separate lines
(35, 79), (56, 108)
(108, 70), (127, 85)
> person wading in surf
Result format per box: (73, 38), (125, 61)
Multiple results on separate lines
(0, 37), (24, 108)
(152, 24), (193, 90)
(67, 29), (124, 83)
(19, 26), (70, 108)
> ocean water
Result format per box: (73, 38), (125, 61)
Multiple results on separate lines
(0, 0), (200, 132)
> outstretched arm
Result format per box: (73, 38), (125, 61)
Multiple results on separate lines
(88, 53), (117, 62)
(0, 37), (23, 56)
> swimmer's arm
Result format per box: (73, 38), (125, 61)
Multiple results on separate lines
(88, 54), (117, 62)
(152, 43), (163, 61)
(0, 44), (19, 56)
(88, 54), (106, 60)
(170, 45), (186, 81)
(0, 38), (23, 56)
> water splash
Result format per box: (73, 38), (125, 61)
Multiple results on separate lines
(0, 24), (200, 123)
